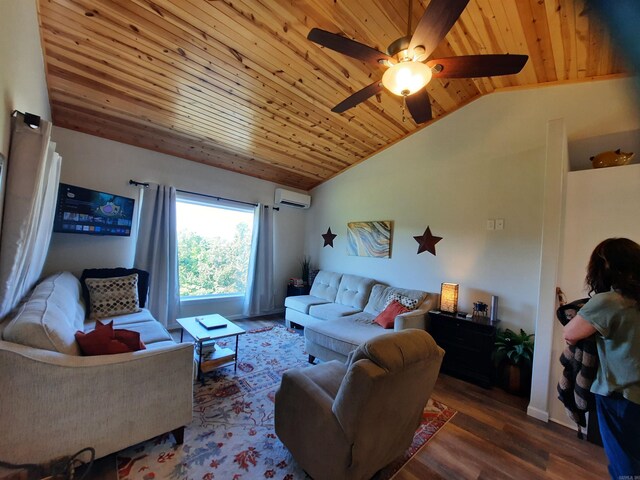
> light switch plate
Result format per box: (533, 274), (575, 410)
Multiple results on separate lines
(487, 219), (495, 230)
(496, 218), (504, 230)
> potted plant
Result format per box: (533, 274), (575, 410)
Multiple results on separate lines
(493, 328), (534, 397)
(300, 256), (311, 285)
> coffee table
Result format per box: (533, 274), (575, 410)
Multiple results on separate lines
(177, 314), (246, 383)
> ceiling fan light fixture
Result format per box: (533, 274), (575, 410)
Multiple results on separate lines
(381, 61), (432, 96)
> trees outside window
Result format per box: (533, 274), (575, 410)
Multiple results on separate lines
(176, 198), (254, 298)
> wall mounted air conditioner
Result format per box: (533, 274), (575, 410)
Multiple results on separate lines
(274, 188), (311, 209)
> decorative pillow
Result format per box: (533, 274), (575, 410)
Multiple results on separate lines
(85, 274), (141, 320)
(80, 268), (150, 317)
(374, 300), (409, 329)
(75, 320), (145, 356)
(385, 292), (420, 311)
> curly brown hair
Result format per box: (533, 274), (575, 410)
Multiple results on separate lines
(586, 238), (640, 302)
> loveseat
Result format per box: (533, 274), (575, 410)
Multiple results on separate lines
(284, 270), (437, 362)
(0, 271), (193, 464)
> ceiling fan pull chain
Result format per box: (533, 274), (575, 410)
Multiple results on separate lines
(402, 95), (407, 123)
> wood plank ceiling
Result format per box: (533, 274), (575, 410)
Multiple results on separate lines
(37, 0), (626, 191)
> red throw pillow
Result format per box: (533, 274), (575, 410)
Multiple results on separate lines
(374, 300), (409, 329)
(114, 329), (146, 351)
(75, 320), (145, 355)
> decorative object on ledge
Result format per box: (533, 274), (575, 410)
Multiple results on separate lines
(322, 228), (337, 247)
(347, 221), (392, 258)
(440, 283), (459, 313)
(473, 301), (488, 317)
(414, 226), (442, 255)
(590, 149), (634, 168)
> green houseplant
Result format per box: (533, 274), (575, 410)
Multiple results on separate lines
(300, 256), (311, 285)
(493, 328), (534, 397)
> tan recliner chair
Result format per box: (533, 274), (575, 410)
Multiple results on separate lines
(274, 328), (445, 480)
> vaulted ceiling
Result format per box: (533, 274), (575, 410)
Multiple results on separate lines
(37, 0), (626, 191)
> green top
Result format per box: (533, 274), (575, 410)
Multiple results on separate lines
(579, 291), (640, 405)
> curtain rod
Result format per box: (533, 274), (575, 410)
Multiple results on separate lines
(129, 179), (278, 210)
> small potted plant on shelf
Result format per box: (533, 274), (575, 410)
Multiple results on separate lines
(493, 328), (535, 397)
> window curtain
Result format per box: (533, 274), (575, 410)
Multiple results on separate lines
(243, 204), (275, 317)
(134, 185), (180, 328)
(0, 114), (61, 318)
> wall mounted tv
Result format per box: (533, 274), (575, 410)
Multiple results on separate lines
(53, 183), (135, 237)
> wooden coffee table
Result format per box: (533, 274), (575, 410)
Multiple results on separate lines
(177, 314), (245, 383)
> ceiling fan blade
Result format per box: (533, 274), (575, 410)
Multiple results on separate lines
(409, 0), (470, 58)
(331, 82), (383, 113)
(427, 54), (528, 78)
(308, 28), (392, 65)
(406, 88), (433, 124)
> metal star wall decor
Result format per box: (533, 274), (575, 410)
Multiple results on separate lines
(414, 226), (442, 256)
(322, 227), (337, 248)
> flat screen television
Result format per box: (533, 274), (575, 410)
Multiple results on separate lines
(53, 183), (135, 236)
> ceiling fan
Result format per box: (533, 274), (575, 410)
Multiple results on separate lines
(307, 0), (528, 124)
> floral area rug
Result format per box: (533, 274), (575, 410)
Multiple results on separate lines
(117, 325), (456, 480)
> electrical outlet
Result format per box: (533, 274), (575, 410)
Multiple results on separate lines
(486, 219), (495, 230)
(496, 218), (504, 230)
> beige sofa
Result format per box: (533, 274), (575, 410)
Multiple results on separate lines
(0, 271), (193, 464)
(284, 270), (437, 362)
(275, 329), (444, 480)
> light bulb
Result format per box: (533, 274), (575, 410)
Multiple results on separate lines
(381, 61), (432, 96)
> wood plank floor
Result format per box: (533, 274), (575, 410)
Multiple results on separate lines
(85, 317), (609, 479)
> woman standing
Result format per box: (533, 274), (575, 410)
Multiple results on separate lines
(564, 238), (640, 478)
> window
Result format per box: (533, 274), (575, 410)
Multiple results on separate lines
(176, 197), (254, 298)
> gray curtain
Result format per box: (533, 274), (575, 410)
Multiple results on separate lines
(243, 204), (275, 317)
(134, 185), (180, 328)
(0, 115), (61, 318)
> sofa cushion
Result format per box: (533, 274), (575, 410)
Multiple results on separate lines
(83, 308), (157, 330)
(122, 320), (173, 345)
(309, 271), (342, 302)
(2, 272), (84, 355)
(85, 274), (141, 320)
(334, 274), (375, 310)
(364, 285), (427, 315)
(308, 303), (361, 321)
(284, 295), (331, 314)
(305, 314), (393, 358)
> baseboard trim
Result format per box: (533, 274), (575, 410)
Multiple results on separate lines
(527, 406), (549, 422)
(550, 416), (578, 431)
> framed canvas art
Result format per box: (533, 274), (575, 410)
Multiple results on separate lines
(347, 221), (392, 258)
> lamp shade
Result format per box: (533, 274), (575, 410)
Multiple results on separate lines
(381, 61), (433, 96)
(440, 283), (459, 313)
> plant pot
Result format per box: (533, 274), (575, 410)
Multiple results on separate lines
(499, 363), (532, 397)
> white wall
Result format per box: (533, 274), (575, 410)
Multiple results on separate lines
(549, 163), (640, 425)
(306, 77), (639, 335)
(44, 127), (307, 318)
(0, 0), (50, 156)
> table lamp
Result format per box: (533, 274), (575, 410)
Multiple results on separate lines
(440, 283), (459, 313)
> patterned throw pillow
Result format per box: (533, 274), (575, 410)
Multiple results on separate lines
(385, 292), (420, 311)
(85, 274), (141, 320)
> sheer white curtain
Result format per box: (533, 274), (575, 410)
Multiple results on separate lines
(0, 114), (61, 318)
(134, 185), (180, 328)
(243, 204), (275, 317)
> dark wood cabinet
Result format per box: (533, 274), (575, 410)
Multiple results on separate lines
(428, 310), (499, 388)
(287, 284), (310, 296)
